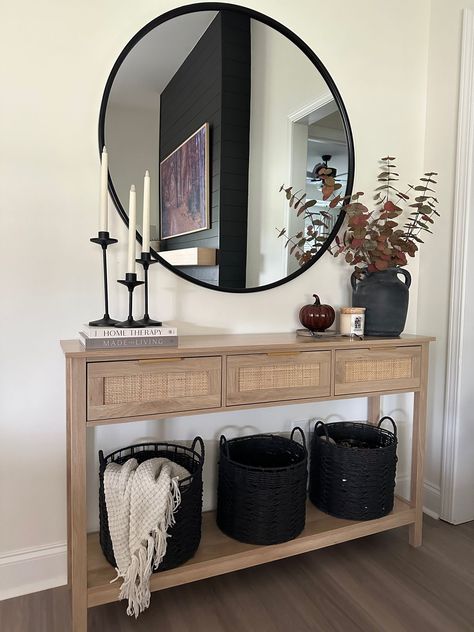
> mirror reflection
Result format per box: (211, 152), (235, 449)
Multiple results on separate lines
(104, 9), (351, 290)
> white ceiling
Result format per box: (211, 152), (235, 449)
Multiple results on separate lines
(313, 111), (343, 131)
(307, 111), (346, 163)
(108, 11), (218, 110)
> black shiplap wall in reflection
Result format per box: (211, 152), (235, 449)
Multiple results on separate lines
(218, 11), (251, 288)
(159, 11), (250, 288)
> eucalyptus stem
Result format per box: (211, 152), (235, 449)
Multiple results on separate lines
(278, 157), (439, 273)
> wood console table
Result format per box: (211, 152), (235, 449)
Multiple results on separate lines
(62, 333), (433, 632)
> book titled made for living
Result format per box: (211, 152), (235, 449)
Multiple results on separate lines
(79, 333), (178, 349)
(80, 324), (177, 339)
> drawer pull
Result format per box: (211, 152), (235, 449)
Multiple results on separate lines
(138, 357), (184, 365)
(264, 352), (300, 358)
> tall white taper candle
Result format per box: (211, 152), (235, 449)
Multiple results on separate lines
(127, 185), (137, 274)
(99, 146), (108, 232)
(142, 170), (151, 252)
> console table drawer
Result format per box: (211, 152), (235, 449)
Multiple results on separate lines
(226, 351), (331, 406)
(335, 346), (421, 395)
(87, 356), (222, 421)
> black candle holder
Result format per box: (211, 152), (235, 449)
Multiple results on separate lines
(115, 273), (145, 328)
(89, 231), (118, 327)
(135, 252), (162, 326)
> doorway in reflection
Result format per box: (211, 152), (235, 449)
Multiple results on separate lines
(287, 100), (348, 276)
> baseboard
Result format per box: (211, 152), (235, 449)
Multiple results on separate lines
(396, 476), (441, 519)
(423, 480), (441, 519)
(0, 542), (67, 601)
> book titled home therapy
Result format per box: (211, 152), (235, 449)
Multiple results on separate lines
(80, 325), (177, 339)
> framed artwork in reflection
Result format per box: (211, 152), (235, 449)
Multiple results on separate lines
(160, 122), (209, 240)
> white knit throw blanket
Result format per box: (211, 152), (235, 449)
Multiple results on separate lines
(104, 457), (189, 618)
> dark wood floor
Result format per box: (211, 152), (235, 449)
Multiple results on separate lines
(1, 517), (473, 632)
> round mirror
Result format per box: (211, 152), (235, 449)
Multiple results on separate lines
(100, 3), (354, 292)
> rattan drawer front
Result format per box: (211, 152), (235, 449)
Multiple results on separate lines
(87, 356), (221, 420)
(335, 346), (421, 395)
(226, 351), (331, 406)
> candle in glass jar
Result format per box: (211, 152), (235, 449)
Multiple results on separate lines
(142, 170), (151, 252)
(340, 307), (366, 337)
(99, 146), (108, 232)
(127, 185), (137, 274)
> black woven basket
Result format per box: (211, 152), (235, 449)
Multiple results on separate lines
(217, 428), (307, 545)
(309, 417), (397, 521)
(99, 437), (204, 572)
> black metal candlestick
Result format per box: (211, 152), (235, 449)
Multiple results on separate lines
(135, 252), (162, 326)
(115, 273), (145, 328)
(89, 231), (118, 326)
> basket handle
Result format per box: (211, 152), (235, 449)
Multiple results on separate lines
(314, 420), (330, 442)
(290, 426), (306, 450)
(98, 450), (105, 466)
(377, 416), (397, 438)
(191, 436), (205, 459)
(219, 434), (230, 458)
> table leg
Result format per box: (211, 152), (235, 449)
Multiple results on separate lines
(409, 343), (429, 547)
(367, 395), (381, 425)
(67, 358), (88, 631)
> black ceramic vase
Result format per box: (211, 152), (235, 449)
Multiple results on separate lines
(351, 268), (411, 337)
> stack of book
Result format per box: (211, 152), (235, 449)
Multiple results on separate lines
(79, 325), (178, 349)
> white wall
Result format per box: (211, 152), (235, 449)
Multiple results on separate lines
(246, 20), (330, 286)
(417, 0), (474, 512)
(0, 0), (431, 599)
(106, 103), (160, 237)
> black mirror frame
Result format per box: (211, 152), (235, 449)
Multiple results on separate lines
(98, 1), (355, 294)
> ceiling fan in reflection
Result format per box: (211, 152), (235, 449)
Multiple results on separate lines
(306, 155), (348, 182)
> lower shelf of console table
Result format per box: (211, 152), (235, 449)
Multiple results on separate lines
(87, 497), (415, 608)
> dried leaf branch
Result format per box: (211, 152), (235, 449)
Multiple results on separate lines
(277, 157), (439, 275)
